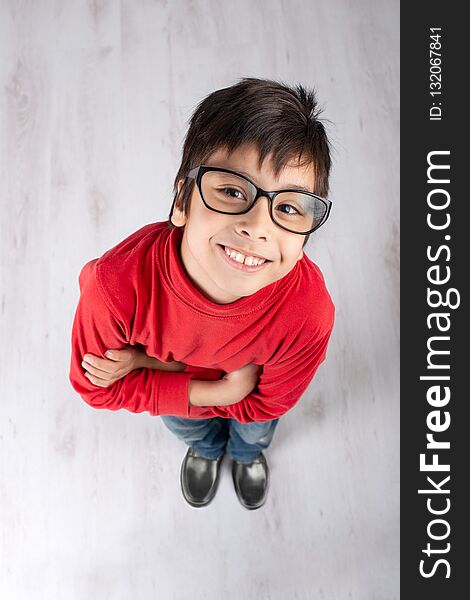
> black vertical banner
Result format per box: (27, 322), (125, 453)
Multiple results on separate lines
(401, 4), (467, 597)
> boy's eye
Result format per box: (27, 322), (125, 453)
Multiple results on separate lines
(276, 203), (301, 216)
(221, 187), (246, 200)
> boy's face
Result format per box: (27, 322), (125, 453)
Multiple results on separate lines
(171, 143), (314, 305)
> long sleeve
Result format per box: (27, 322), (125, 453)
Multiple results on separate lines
(187, 319), (335, 424)
(69, 260), (197, 417)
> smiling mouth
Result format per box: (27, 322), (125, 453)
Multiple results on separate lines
(216, 244), (272, 272)
(219, 244), (271, 266)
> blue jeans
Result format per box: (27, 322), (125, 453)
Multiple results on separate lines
(160, 416), (280, 464)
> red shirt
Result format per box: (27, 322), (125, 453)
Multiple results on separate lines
(69, 221), (335, 423)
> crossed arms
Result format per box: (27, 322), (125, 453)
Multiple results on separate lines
(69, 262), (333, 423)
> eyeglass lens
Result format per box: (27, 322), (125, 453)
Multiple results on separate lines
(200, 170), (326, 233)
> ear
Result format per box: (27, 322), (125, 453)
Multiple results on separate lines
(170, 180), (188, 227)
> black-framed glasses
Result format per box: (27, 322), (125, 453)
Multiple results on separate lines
(185, 165), (332, 235)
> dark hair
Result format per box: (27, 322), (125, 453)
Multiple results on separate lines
(167, 77), (332, 248)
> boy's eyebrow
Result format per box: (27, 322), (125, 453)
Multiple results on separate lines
(235, 169), (312, 193)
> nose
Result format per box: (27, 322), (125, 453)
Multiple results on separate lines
(234, 195), (273, 240)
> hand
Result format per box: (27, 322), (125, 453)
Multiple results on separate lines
(220, 363), (262, 403)
(188, 363), (262, 407)
(81, 346), (187, 388)
(81, 346), (143, 388)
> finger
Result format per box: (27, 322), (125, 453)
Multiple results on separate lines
(82, 360), (115, 380)
(82, 353), (121, 374)
(84, 371), (114, 388)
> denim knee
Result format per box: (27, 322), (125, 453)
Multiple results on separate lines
(229, 418), (279, 445)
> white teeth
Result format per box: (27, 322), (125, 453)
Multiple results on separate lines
(223, 246), (266, 266)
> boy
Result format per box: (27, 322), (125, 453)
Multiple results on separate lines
(69, 77), (335, 510)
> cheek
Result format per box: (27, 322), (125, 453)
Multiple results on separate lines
(281, 243), (304, 265)
(185, 223), (218, 260)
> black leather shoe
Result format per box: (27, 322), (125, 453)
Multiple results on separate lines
(180, 447), (225, 508)
(232, 452), (269, 510)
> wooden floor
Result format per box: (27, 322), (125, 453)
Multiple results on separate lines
(0, 1), (399, 598)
